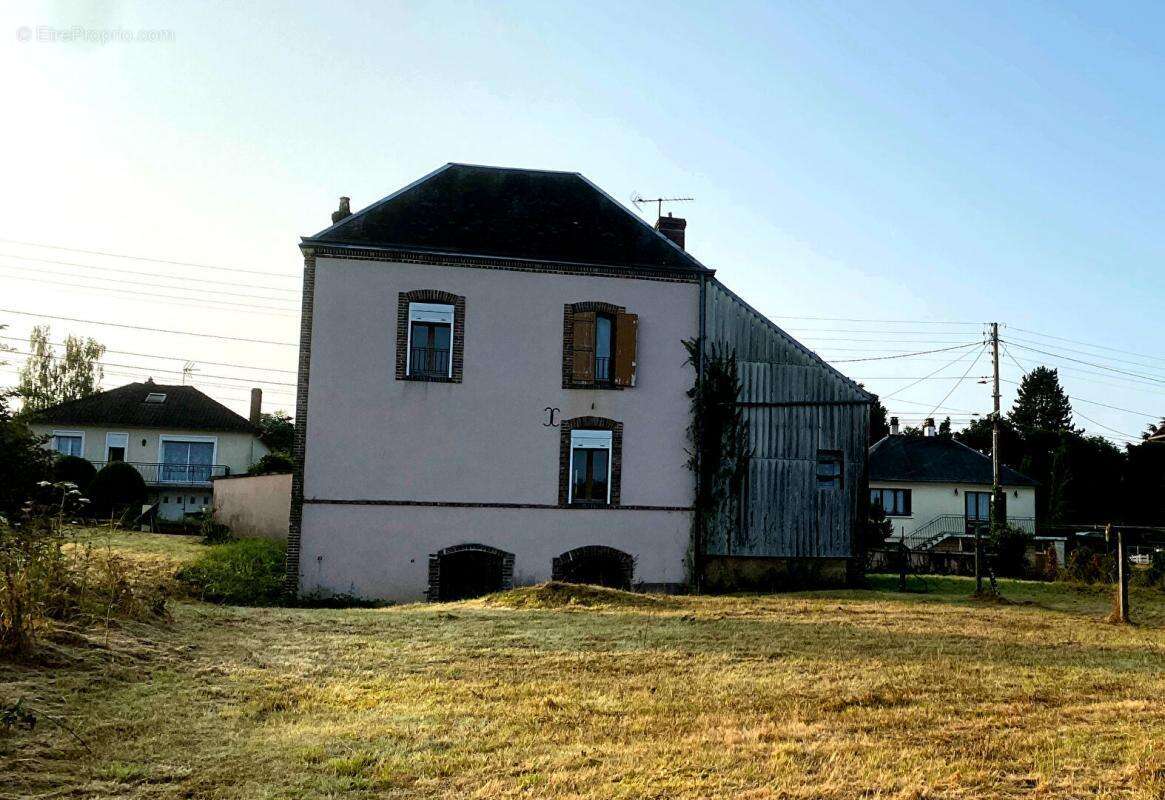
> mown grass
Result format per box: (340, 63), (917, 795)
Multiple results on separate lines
(3, 547), (1165, 798)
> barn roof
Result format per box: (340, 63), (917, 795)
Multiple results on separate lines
(302, 163), (712, 274)
(28, 382), (257, 433)
(869, 434), (1037, 486)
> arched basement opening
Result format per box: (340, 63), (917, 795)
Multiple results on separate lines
(552, 545), (634, 590)
(427, 544), (515, 601)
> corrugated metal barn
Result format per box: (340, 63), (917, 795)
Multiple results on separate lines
(703, 280), (872, 576)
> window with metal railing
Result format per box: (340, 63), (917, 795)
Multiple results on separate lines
(406, 303), (454, 379)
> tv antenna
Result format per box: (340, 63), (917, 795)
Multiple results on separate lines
(181, 361), (198, 385)
(630, 193), (694, 218)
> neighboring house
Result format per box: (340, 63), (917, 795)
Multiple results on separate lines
(291, 163), (872, 602)
(868, 418), (1038, 553)
(28, 381), (269, 521)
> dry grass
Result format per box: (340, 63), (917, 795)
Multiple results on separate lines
(4, 552), (1165, 798)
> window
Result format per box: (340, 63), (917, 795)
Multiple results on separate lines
(569, 429), (612, 504)
(52, 431), (83, 457)
(396, 290), (465, 383)
(816, 450), (843, 490)
(871, 488), (911, 516)
(966, 491), (991, 522)
(407, 303), (453, 379)
(106, 432), (128, 462)
(563, 303), (638, 389)
(144, 392), (167, 404)
(558, 417), (623, 507)
(160, 438), (216, 483)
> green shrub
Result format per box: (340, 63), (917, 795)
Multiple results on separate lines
(247, 452), (294, 476)
(1060, 545), (1116, 584)
(88, 462), (147, 520)
(51, 455), (97, 491)
(1133, 550), (1165, 590)
(990, 524), (1033, 578)
(176, 539), (285, 606)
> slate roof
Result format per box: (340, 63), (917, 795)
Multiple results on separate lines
(869, 434), (1037, 486)
(29, 382), (257, 434)
(303, 163), (712, 274)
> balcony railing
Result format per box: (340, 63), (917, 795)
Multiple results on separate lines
(90, 461), (230, 487)
(409, 346), (450, 378)
(594, 356), (611, 382)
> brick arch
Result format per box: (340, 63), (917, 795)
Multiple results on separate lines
(396, 289), (466, 383)
(558, 416), (623, 507)
(426, 543), (514, 601)
(552, 545), (635, 590)
(562, 301), (626, 389)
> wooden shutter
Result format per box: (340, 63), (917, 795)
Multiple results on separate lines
(571, 311), (596, 384)
(613, 311), (638, 387)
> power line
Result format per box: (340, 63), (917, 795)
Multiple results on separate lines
(0, 251), (301, 295)
(0, 335), (296, 375)
(0, 238), (300, 279)
(7, 348), (297, 388)
(1003, 333), (1165, 374)
(880, 346), (985, 402)
(1007, 325), (1165, 367)
(831, 342), (983, 363)
(0, 268), (298, 317)
(1003, 340), (1165, 385)
(1071, 409), (1141, 441)
(927, 345), (987, 419)
(772, 314), (981, 325)
(0, 260), (299, 307)
(1003, 347), (1165, 396)
(0, 309), (298, 346)
(998, 377), (1160, 419)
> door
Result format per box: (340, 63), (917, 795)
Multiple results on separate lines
(965, 491), (991, 535)
(160, 439), (215, 483)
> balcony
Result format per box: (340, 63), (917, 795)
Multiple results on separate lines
(90, 461), (230, 487)
(409, 346), (450, 378)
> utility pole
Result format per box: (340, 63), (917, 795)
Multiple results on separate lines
(976, 322), (1003, 594)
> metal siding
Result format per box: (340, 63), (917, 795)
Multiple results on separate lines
(705, 281), (870, 559)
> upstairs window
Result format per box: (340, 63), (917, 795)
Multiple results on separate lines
(871, 487), (911, 516)
(396, 290), (465, 383)
(816, 450), (843, 490)
(563, 302), (638, 389)
(144, 392), (167, 404)
(407, 303), (453, 379)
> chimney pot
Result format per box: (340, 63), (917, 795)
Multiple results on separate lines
(890, 416), (899, 435)
(331, 196), (352, 224)
(249, 388), (263, 427)
(655, 215), (687, 250)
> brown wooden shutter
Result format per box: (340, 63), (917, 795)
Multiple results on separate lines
(571, 311), (596, 384)
(613, 311), (638, 387)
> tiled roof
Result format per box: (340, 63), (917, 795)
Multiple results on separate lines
(303, 163), (712, 274)
(869, 434), (1037, 486)
(29, 382), (257, 433)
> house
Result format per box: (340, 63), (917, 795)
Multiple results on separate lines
(290, 163), (872, 602)
(869, 417), (1038, 554)
(27, 381), (269, 521)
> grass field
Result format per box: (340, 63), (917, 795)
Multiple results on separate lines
(4, 531), (1165, 799)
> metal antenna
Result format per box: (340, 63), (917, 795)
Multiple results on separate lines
(181, 361), (198, 385)
(630, 193), (694, 218)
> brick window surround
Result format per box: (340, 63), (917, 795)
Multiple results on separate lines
(558, 416), (623, 507)
(562, 301), (625, 389)
(551, 545), (635, 588)
(396, 289), (466, 383)
(426, 543), (514, 601)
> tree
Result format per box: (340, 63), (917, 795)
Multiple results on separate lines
(938, 417), (952, 438)
(0, 391), (53, 518)
(257, 411), (294, 455)
(16, 326), (105, 413)
(866, 392), (890, 445)
(1009, 367), (1074, 433)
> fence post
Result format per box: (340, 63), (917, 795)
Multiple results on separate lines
(1115, 525), (1130, 623)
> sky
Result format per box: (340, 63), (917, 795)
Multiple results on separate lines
(1, 1), (1163, 444)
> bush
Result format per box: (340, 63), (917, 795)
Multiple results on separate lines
(1133, 550), (1165, 590)
(247, 452), (294, 476)
(194, 508), (234, 545)
(176, 539), (285, 606)
(88, 462), (147, 520)
(0, 393), (53, 519)
(1060, 545), (1116, 584)
(990, 524), (1033, 578)
(52, 455), (97, 490)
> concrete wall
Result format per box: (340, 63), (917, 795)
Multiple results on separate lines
(214, 473), (291, 540)
(869, 481), (1037, 539)
(300, 257), (701, 601)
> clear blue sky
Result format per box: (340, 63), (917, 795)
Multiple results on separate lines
(2, 1), (1163, 443)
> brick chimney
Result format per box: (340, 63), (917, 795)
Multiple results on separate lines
(249, 388), (263, 427)
(331, 196), (351, 224)
(655, 212), (686, 250)
(890, 416), (899, 435)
